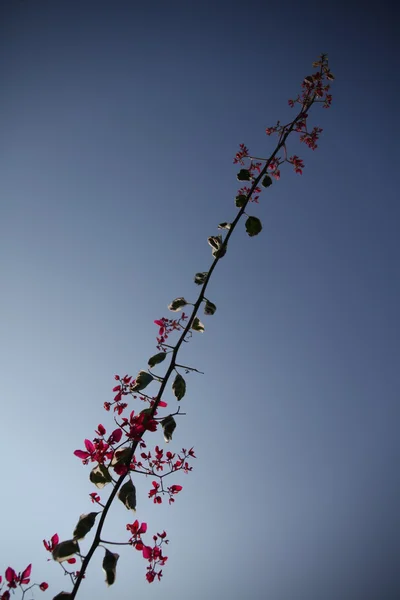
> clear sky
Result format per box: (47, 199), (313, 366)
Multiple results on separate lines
(1, 1), (398, 599)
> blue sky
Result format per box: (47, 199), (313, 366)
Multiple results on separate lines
(0, 1), (398, 599)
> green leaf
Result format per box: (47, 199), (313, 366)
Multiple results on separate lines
(139, 407), (152, 418)
(235, 194), (247, 208)
(204, 300), (217, 315)
(245, 216), (262, 237)
(89, 464), (112, 489)
(218, 222), (231, 230)
(261, 175), (273, 187)
(207, 235), (222, 250)
(131, 370), (153, 391)
(192, 317), (205, 332)
(237, 169), (251, 181)
(194, 272), (208, 285)
(213, 245), (226, 259)
(103, 548), (120, 587)
(172, 373), (186, 401)
(208, 235), (226, 258)
(118, 480), (136, 511)
(161, 415), (176, 443)
(111, 447), (132, 467)
(52, 539), (80, 563)
(73, 512), (99, 541)
(168, 297), (188, 312)
(148, 352), (167, 369)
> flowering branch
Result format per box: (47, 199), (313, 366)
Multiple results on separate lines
(1, 54), (334, 600)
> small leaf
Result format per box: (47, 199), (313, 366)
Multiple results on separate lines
(194, 272), (208, 285)
(192, 317), (205, 332)
(73, 512), (99, 541)
(218, 222), (231, 230)
(161, 415), (176, 443)
(207, 235), (222, 251)
(261, 175), (272, 187)
(213, 245), (226, 259)
(237, 169), (251, 181)
(172, 373), (186, 401)
(111, 447), (132, 467)
(103, 548), (120, 587)
(118, 480), (137, 511)
(168, 297), (188, 312)
(148, 352), (167, 369)
(131, 370), (153, 392)
(235, 194), (247, 208)
(52, 540), (80, 563)
(245, 216), (262, 237)
(204, 300), (217, 316)
(52, 594), (72, 599)
(90, 464), (112, 489)
(139, 407), (152, 418)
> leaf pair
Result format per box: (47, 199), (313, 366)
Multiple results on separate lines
(52, 512), (100, 562)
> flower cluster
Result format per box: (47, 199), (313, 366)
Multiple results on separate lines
(74, 426), (123, 465)
(126, 522), (168, 582)
(148, 481), (183, 505)
(233, 143), (249, 165)
(289, 155), (305, 175)
(154, 314), (188, 351)
(237, 186), (262, 203)
(120, 410), (158, 442)
(144, 532), (169, 583)
(106, 374), (169, 415)
(134, 445), (195, 474)
(0, 565), (48, 600)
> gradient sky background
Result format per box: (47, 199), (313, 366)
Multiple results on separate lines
(1, 1), (398, 599)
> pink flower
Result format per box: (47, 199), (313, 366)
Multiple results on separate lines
(43, 533), (59, 553)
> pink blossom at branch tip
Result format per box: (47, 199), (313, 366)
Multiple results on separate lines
(233, 143), (250, 165)
(19, 564), (32, 585)
(142, 546), (153, 560)
(168, 484), (183, 494)
(5, 568), (17, 589)
(289, 155), (305, 174)
(107, 427), (123, 444)
(154, 319), (166, 336)
(96, 423), (106, 436)
(43, 533), (59, 553)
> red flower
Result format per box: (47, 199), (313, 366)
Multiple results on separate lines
(19, 564), (31, 585)
(148, 481), (162, 504)
(233, 143), (250, 165)
(107, 427), (123, 444)
(289, 155), (305, 175)
(39, 582), (49, 591)
(43, 533), (59, 553)
(154, 319), (165, 336)
(146, 570), (156, 583)
(142, 545), (153, 560)
(127, 519), (147, 537)
(95, 424), (106, 436)
(74, 438), (111, 464)
(5, 568), (17, 589)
